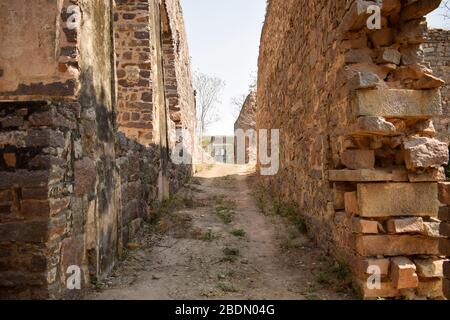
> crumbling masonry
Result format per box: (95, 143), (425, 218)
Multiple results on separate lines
(257, 0), (449, 299)
(234, 90), (257, 165)
(0, 0), (196, 299)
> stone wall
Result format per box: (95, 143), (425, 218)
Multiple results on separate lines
(424, 29), (450, 143)
(0, 0), (195, 299)
(258, 0), (448, 299)
(438, 182), (450, 299)
(234, 90), (257, 164)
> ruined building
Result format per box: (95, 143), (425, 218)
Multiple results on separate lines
(0, 0), (196, 299)
(234, 90), (257, 164)
(257, 0), (449, 299)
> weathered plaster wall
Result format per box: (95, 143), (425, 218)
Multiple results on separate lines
(0, 0), (80, 100)
(258, 0), (448, 299)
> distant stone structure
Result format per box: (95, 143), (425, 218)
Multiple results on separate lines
(0, 0), (196, 299)
(424, 29), (450, 143)
(234, 91), (257, 165)
(257, 0), (449, 299)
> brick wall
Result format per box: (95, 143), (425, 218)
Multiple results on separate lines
(258, 0), (448, 299)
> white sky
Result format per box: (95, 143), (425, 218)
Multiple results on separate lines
(181, 1), (449, 136)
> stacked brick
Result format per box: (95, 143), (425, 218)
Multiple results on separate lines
(257, 0), (448, 299)
(438, 183), (450, 299)
(332, 0), (448, 299)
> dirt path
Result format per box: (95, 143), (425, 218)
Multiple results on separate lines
(89, 164), (355, 300)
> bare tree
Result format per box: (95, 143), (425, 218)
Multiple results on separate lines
(231, 94), (247, 119)
(231, 71), (258, 120)
(193, 71), (225, 133)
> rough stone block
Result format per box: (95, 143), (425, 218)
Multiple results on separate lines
(341, 150), (375, 169)
(414, 259), (444, 278)
(354, 258), (390, 277)
(408, 168), (446, 182)
(369, 28), (395, 47)
(352, 89), (442, 118)
(344, 192), (359, 215)
(357, 183), (439, 217)
(340, 0), (377, 32)
(397, 19), (428, 45)
(355, 279), (399, 299)
(403, 137), (449, 170)
(353, 116), (398, 136)
(422, 221), (440, 238)
(348, 72), (381, 90)
(400, 0), (442, 22)
(328, 169), (408, 182)
(355, 235), (439, 256)
(375, 48), (401, 65)
(74, 157), (96, 196)
(417, 278), (444, 299)
(391, 257), (418, 289)
(438, 182), (450, 205)
(333, 183), (354, 210)
(386, 217), (424, 234)
(352, 218), (380, 234)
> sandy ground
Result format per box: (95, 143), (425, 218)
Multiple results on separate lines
(88, 164), (356, 300)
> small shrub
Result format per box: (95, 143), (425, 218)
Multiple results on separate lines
(222, 247), (240, 262)
(230, 229), (246, 237)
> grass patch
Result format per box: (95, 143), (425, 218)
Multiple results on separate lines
(230, 229), (246, 237)
(90, 277), (105, 290)
(305, 293), (322, 300)
(202, 229), (219, 242)
(252, 185), (308, 235)
(222, 247), (240, 262)
(120, 248), (130, 261)
(213, 195), (236, 224)
(280, 238), (300, 252)
(314, 260), (353, 293)
(217, 281), (238, 293)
